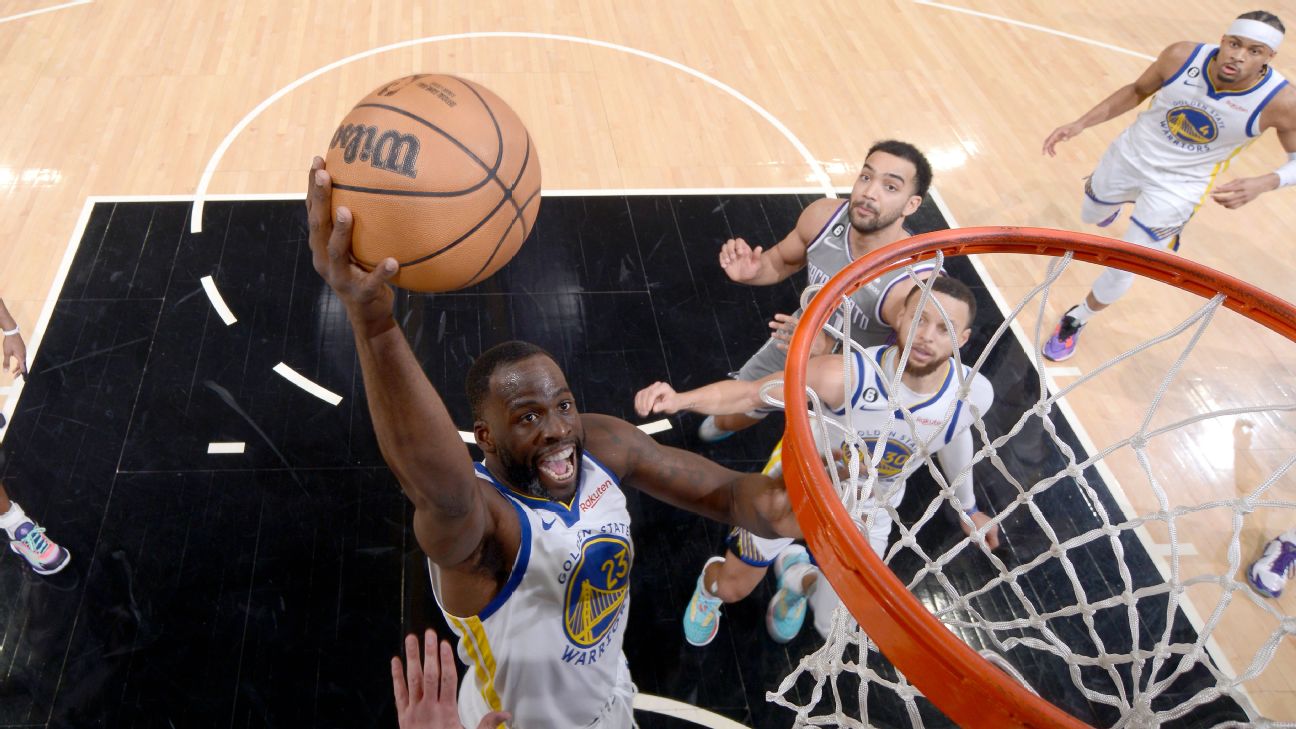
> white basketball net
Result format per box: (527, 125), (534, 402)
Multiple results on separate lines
(767, 250), (1296, 728)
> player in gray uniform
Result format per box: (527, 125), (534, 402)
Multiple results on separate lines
(652, 142), (936, 647)
(703, 139), (936, 441)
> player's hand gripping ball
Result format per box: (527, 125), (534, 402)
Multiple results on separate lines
(325, 74), (541, 292)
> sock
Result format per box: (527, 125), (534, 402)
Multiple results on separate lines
(699, 557), (725, 600)
(0, 501), (28, 539)
(782, 563), (816, 597)
(1066, 300), (1098, 325)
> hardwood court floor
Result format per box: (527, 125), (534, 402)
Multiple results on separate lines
(1, 0), (1293, 725)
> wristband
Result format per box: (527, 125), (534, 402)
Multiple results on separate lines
(1, 326), (17, 337)
(1277, 152), (1296, 188)
(963, 507), (980, 516)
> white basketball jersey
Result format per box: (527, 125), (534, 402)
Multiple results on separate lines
(831, 345), (993, 505)
(431, 454), (634, 728)
(1118, 43), (1288, 179)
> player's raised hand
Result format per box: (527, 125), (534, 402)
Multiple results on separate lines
(1042, 122), (1085, 156)
(306, 157), (399, 336)
(1210, 176), (1278, 209)
(768, 312), (833, 355)
(719, 237), (764, 283)
(961, 511), (1001, 551)
(392, 629), (510, 729)
(634, 382), (682, 417)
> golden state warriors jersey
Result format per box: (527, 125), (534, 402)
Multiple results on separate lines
(831, 345), (993, 504)
(431, 454), (634, 728)
(1120, 43), (1288, 177)
(805, 202), (939, 346)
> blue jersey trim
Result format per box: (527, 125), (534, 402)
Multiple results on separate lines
(871, 346), (891, 400)
(1084, 187), (1134, 206)
(474, 462), (584, 527)
(906, 360), (956, 414)
(581, 450), (621, 487)
(807, 201), (849, 256)
(874, 263), (941, 326)
(1162, 44), (1202, 88)
(1247, 79), (1288, 137)
(846, 349), (866, 410)
(724, 533), (777, 567)
(1129, 216), (1170, 242)
(944, 398), (966, 444)
(478, 496), (532, 621)
(1203, 48), (1274, 100)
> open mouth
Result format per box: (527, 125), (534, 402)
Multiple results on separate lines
(537, 445), (577, 484)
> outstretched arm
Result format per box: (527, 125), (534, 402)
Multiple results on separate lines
(719, 198), (840, 285)
(306, 158), (493, 569)
(585, 414), (798, 539)
(1043, 42), (1193, 156)
(1212, 89), (1296, 208)
(936, 428), (999, 550)
(635, 354), (849, 418)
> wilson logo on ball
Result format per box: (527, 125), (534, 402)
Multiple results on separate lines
(328, 124), (420, 179)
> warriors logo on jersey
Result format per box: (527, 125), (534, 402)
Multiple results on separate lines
(1162, 103), (1222, 150)
(563, 534), (631, 649)
(843, 437), (915, 478)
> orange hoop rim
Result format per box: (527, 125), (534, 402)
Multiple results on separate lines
(782, 226), (1296, 729)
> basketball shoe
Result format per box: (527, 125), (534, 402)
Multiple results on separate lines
(9, 519), (70, 576)
(1247, 531), (1296, 598)
(697, 416), (734, 443)
(682, 557), (725, 646)
(1043, 313), (1085, 362)
(766, 546), (811, 643)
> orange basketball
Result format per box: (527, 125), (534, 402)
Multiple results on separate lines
(324, 74), (541, 292)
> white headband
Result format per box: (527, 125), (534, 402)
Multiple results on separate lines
(1227, 18), (1283, 51)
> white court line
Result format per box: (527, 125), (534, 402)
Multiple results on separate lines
(633, 694), (749, 729)
(272, 362), (342, 405)
(80, 188), (849, 205)
(637, 419), (672, 435)
(912, 0), (1155, 61)
(0, 0), (90, 25)
(207, 442), (246, 454)
(190, 30), (838, 233)
(1044, 366), (1083, 378)
(930, 188), (1247, 708)
(0, 196), (96, 443)
(200, 275), (237, 325)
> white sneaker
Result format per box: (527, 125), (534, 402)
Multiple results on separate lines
(697, 416), (734, 443)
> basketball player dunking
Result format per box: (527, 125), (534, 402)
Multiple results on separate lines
(1042, 11), (1296, 361)
(306, 160), (798, 729)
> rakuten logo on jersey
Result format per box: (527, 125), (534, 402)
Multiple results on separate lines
(581, 480), (613, 511)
